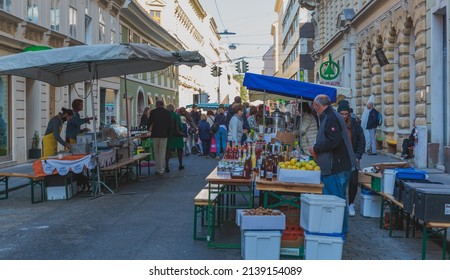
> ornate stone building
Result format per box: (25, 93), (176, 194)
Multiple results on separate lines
(307, 0), (428, 163)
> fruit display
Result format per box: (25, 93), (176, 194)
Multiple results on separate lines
(278, 158), (320, 171)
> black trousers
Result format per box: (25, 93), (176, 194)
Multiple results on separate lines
(349, 169), (359, 204)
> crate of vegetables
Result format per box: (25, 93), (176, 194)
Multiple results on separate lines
(237, 207), (286, 230)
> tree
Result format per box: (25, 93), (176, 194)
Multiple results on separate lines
(233, 74), (248, 102)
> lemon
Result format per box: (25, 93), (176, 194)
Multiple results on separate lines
(314, 166), (321, 171)
(290, 158), (297, 165)
(300, 167), (306, 170)
(305, 164), (313, 170)
(295, 162), (301, 167)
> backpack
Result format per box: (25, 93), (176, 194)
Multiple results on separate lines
(210, 122), (219, 134)
(377, 112), (383, 126)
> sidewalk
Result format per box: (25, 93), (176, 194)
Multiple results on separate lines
(0, 152), (449, 260)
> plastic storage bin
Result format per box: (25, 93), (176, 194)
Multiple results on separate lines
(360, 189), (382, 218)
(403, 182), (446, 214)
(304, 231), (345, 260)
(414, 187), (450, 222)
(241, 230), (282, 260)
(394, 168), (428, 180)
(382, 169), (396, 195)
(300, 194), (346, 234)
(371, 177), (381, 192)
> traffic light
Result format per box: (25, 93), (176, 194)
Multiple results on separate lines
(235, 61), (241, 73)
(243, 61), (249, 73)
(218, 67), (222, 76)
(211, 66), (217, 77)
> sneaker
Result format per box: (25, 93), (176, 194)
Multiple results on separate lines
(178, 165), (185, 170)
(349, 204), (356, 217)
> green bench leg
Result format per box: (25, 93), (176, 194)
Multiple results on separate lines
(0, 176), (8, 199)
(31, 179), (45, 204)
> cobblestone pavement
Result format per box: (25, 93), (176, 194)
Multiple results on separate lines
(0, 152), (448, 260)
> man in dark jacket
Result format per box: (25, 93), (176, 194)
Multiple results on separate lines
(366, 101), (379, 155)
(338, 101), (365, 217)
(148, 100), (171, 175)
(190, 105), (201, 127)
(309, 95), (357, 233)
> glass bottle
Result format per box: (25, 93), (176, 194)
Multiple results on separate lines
(266, 156), (273, 181)
(259, 154), (266, 179)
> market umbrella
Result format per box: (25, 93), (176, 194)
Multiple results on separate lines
(0, 43), (206, 196)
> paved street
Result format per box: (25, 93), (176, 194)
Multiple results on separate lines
(0, 152), (448, 260)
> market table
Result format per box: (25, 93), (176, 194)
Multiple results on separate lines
(99, 152), (151, 192)
(255, 177), (324, 209)
(204, 167), (255, 248)
(361, 175), (450, 260)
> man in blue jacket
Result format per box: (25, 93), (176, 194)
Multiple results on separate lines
(309, 95), (357, 234)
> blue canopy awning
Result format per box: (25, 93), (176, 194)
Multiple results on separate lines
(243, 72), (337, 102)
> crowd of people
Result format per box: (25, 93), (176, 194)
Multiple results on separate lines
(41, 94), (402, 233)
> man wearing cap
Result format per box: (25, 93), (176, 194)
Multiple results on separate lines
(337, 100), (365, 217)
(309, 95), (357, 233)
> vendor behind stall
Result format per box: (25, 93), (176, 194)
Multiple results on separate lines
(43, 108), (73, 157)
(66, 99), (94, 144)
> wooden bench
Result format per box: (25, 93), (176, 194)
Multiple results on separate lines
(422, 222), (450, 260)
(0, 172), (45, 203)
(387, 140), (397, 154)
(194, 188), (219, 241)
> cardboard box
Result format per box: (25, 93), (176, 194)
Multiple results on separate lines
(237, 209), (286, 230)
(276, 132), (295, 152)
(358, 171), (371, 184)
(277, 167), (321, 184)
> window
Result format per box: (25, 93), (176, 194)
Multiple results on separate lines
(150, 10), (161, 24)
(27, 0), (39, 23)
(0, 75), (10, 159)
(0, 0), (11, 12)
(110, 16), (116, 44)
(85, 0), (91, 15)
(50, 0), (59, 31)
(98, 9), (105, 43)
(69, 6), (77, 38)
(85, 14), (92, 44)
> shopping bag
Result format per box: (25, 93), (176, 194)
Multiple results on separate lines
(210, 137), (217, 153)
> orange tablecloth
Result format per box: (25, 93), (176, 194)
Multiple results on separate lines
(33, 154), (92, 177)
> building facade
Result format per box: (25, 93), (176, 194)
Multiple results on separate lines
(0, 0), (124, 166)
(274, 0), (315, 82)
(141, 0), (239, 106)
(308, 0), (430, 164)
(427, 0), (450, 169)
(119, 0), (183, 127)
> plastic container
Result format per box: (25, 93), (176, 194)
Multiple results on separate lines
(300, 194), (346, 234)
(394, 168), (428, 180)
(360, 191), (382, 218)
(371, 177), (381, 192)
(241, 230), (282, 260)
(382, 169), (396, 195)
(304, 231), (345, 260)
(403, 182), (447, 214)
(414, 187), (450, 222)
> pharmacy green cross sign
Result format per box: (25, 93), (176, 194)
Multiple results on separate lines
(319, 54), (340, 80)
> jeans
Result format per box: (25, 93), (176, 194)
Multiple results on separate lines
(322, 170), (351, 234)
(215, 127), (227, 154)
(201, 139), (210, 156)
(368, 128), (377, 154)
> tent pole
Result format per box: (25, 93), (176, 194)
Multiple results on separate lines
(299, 97), (303, 154)
(124, 75), (131, 159)
(91, 65), (114, 196)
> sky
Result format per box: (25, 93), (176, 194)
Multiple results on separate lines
(198, 0), (278, 74)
